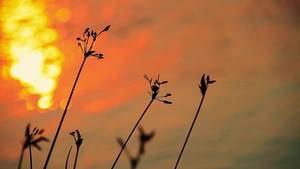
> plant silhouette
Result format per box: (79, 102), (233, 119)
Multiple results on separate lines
(69, 130), (83, 169)
(18, 124), (49, 169)
(117, 126), (155, 169)
(138, 127), (155, 155)
(174, 74), (216, 169)
(111, 74), (172, 169)
(65, 145), (73, 169)
(43, 25), (110, 169)
(65, 130), (83, 169)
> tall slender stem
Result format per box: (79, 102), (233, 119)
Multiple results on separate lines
(18, 149), (24, 169)
(73, 147), (79, 169)
(111, 98), (155, 169)
(174, 94), (206, 169)
(44, 58), (87, 169)
(65, 146), (73, 169)
(29, 136), (33, 169)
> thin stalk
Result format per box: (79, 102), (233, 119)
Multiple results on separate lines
(65, 146), (73, 169)
(44, 57), (87, 169)
(18, 149), (24, 169)
(174, 94), (206, 169)
(111, 98), (155, 169)
(29, 136), (33, 169)
(73, 147), (80, 169)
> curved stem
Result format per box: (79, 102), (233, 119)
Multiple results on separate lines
(44, 58), (87, 169)
(73, 147), (79, 169)
(65, 146), (73, 169)
(174, 94), (206, 169)
(111, 98), (155, 169)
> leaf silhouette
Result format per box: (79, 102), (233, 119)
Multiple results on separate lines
(76, 130), (81, 139)
(38, 129), (44, 134)
(159, 81), (168, 85)
(34, 129), (39, 135)
(206, 75), (210, 84)
(139, 127), (155, 154)
(103, 25), (111, 32)
(200, 74), (207, 95)
(143, 74), (150, 82)
(201, 74), (206, 87)
(208, 80), (216, 84)
(85, 51), (96, 57)
(31, 137), (49, 150)
(163, 100), (172, 104)
(206, 75), (216, 84)
(164, 93), (171, 97)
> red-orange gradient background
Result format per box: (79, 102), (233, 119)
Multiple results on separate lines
(1, 0), (300, 168)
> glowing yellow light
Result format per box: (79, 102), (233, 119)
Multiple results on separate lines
(26, 100), (35, 110)
(1, 0), (65, 111)
(38, 97), (52, 109)
(40, 28), (58, 43)
(19, 89), (29, 100)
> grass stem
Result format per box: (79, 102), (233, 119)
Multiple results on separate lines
(111, 98), (155, 169)
(174, 94), (206, 169)
(29, 136), (33, 169)
(65, 146), (73, 169)
(73, 147), (80, 169)
(18, 149), (24, 169)
(44, 57), (87, 169)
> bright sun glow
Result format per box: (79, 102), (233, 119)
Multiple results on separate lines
(1, 0), (65, 111)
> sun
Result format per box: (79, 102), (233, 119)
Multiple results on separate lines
(1, 0), (65, 111)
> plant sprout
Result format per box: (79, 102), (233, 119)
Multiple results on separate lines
(43, 25), (110, 169)
(174, 74), (215, 169)
(111, 74), (171, 169)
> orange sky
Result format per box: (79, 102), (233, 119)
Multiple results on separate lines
(1, 0), (300, 168)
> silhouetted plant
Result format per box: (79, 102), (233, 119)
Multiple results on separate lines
(174, 74), (215, 169)
(138, 127), (155, 155)
(117, 126), (155, 169)
(111, 74), (171, 169)
(69, 130), (83, 169)
(43, 25), (110, 169)
(65, 146), (73, 169)
(18, 124), (48, 169)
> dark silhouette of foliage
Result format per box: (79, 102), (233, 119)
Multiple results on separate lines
(111, 74), (171, 169)
(144, 74), (172, 104)
(18, 124), (48, 169)
(174, 74), (215, 169)
(43, 25), (110, 169)
(68, 130), (83, 169)
(138, 127), (155, 155)
(117, 126), (155, 169)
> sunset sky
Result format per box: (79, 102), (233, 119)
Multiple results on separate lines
(1, 0), (300, 168)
